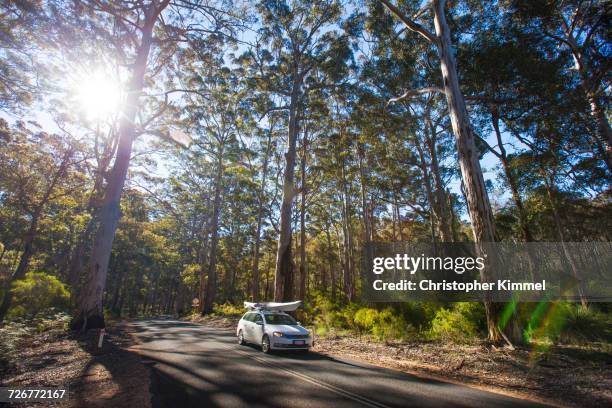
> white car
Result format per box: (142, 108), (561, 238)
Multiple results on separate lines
(237, 310), (313, 353)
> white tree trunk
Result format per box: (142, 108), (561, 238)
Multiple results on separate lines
(71, 17), (156, 330)
(432, 0), (500, 341)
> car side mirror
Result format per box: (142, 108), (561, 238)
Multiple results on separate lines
(256, 321), (263, 326)
(297, 322), (301, 325)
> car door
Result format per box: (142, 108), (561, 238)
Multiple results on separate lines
(252, 313), (264, 344)
(242, 312), (254, 341)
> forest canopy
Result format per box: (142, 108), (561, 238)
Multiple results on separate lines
(0, 0), (610, 345)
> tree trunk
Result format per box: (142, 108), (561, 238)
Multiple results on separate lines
(586, 90), (612, 173)
(0, 216), (38, 321)
(70, 15), (157, 330)
(298, 128), (308, 301)
(340, 159), (355, 302)
(274, 78), (302, 302)
(447, 190), (458, 241)
(326, 221), (337, 302)
(491, 112), (533, 242)
(425, 118), (453, 242)
(251, 132), (272, 301)
(357, 144), (372, 242)
(557, 17), (612, 174)
(541, 169), (587, 307)
(203, 151), (225, 314)
(198, 217), (210, 314)
(413, 134), (438, 242)
(432, 0), (500, 341)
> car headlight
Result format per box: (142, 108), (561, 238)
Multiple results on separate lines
(273, 331), (284, 337)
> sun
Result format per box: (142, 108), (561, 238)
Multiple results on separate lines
(73, 70), (123, 121)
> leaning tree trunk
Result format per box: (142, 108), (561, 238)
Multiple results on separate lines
(432, 0), (501, 341)
(274, 78), (302, 302)
(70, 18), (155, 330)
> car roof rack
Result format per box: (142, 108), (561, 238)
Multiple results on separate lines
(244, 301), (302, 312)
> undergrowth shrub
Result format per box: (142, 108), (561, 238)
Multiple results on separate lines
(354, 307), (415, 340)
(8, 272), (70, 318)
(429, 302), (484, 342)
(524, 303), (612, 344)
(212, 303), (244, 317)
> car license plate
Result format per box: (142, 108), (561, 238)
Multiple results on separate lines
(293, 340), (305, 345)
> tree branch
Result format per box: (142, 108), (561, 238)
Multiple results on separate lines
(379, 0), (439, 45)
(387, 86), (444, 105)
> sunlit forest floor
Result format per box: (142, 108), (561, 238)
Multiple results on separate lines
(0, 317), (150, 408)
(189, 314), (612, 407)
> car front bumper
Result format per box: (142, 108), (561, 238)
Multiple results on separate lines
(271, 336), (313, 350)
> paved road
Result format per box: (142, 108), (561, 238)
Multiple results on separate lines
(128, 319), (550, 408)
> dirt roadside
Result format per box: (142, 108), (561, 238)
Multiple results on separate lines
(0, 323), (151, 408)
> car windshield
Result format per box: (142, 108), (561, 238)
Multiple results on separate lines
(264, 314), (297, 325)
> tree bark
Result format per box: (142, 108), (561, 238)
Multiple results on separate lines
(340, 158), (355, 301)
(274, 76), (302, 302)
(413, 133), (441, 243)
(70, 8), (160, 330)
(251, 131), (272, 301)
(357, 144), (373, 242)
(431, 0), (500, 341)
(203, 151), (225, 314)
(425, 117), (453, 242)
(198, 216), (210, 314)
(491, 111), (533, 242)
(298, 128), (308, 301)
(540, 168), (587, 307)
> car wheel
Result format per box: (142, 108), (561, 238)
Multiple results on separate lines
(238, 330), (245, 345)
(261, 335), (271, 353)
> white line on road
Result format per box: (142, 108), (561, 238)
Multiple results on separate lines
(223, 343), (393, 408)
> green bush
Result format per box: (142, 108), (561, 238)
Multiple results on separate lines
(353, 307), (415, 340)
(373, 308), (415, 340)
(8, 272), (70, 318)
(525, 303), (612, 344)
(354, 307), (379, 332)
(560, 305), (611, 343)
(429, 304), (481, 342)
(212, 303), (245, 317)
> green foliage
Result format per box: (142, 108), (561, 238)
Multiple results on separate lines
(354, 307), (379, 332)
(8, 272), (70, 318)
(180, 264), (200, 290)
(524, 303), (612, 344)
(212, 303), (245, 317)
(429, 302), (485, 342)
